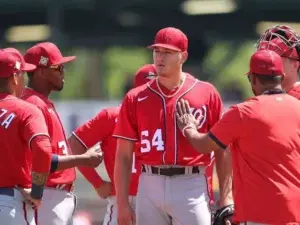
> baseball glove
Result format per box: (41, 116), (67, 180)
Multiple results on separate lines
(212, 204), (235, 225)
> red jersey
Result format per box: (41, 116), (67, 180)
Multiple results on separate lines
(21, 88), (76, 186)
(0, 93), (49, 188)
(288, 84), (300, 100)
(73, 106), (141, 196)
(114, 74), (222, 166)
(209, 93), (300, 224)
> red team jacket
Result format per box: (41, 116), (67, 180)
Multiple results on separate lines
(21, 88), (76, 186)
(0, 94), (50, 188)
(73, 106), (141, 196)
(114, 74), (223, 166)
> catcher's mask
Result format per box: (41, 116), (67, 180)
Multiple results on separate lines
(256, 25), (300, 61)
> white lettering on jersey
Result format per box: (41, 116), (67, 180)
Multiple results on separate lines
(0, 109), (15, 129)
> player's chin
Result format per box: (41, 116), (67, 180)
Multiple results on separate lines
(54, 84), (64, 91)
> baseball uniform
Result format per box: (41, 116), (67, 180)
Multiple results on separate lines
(114, 73), (222, 225)
(21, 87), (76, 225)
(73, 106), (140, 225)
(21, 42), (77, 225)
(72, 63), (157, 225)
(0, 50), (51, 225)
(208, 50), (300, 224)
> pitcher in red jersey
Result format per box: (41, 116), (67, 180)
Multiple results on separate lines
(114, 27), (233, 225)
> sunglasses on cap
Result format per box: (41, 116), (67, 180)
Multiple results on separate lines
(49, 64), (65, 73)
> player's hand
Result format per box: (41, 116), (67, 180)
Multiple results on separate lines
(117, 203), (136, 225)
(176, 99), (202, 134)
(95, 181), (113, 199)
(17, 187), (41, 209)
(213, 204), (235, 225)
(83, 147), (104, 167)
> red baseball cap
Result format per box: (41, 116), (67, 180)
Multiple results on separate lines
(148, 27), (188, 52)
(247, 50), (284, 76)
(0, 50), (27, 78)
(24, 42), (76, 67)
(3, 48), (36, 72)
(134, 64), (157, 87)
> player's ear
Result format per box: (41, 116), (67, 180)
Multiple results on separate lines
(12, 73), (18, 86)
(181, 51), (188, 64)
(293, 60), (300, 70)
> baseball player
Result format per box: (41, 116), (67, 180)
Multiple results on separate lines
(256, 25), (300, 99)
(176, 50), (300, 225)
(18, 42), (93, 225)
(0, 50), (51, 225)
(3, 48), (103, 172)
(114, 27), (233, 225)
(68, 63), (157, 225)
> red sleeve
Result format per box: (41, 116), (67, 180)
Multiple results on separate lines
(208, 106), (242, 149)
(208, 85), (224, 128)
(22, 107), (50, 148)
(22, 107), (51, 173)
(31, 136), (52, 173)
(73, 110), (114, 148)
(77, 167), (104, 188)
(113, 93), (138, 141)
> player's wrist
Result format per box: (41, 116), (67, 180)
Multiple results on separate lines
(30, 183), (45, 200)
(181, 124), (197, 137)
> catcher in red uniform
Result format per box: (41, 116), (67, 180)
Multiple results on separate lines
(257, 25), (300, 99)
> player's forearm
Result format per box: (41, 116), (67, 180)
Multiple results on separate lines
(184, 128), (213, 154)
(77, 166), (104, 188)
(114, 150), (132, 206)
(215, 148), (234, 207)
(51, 154), (91, 172)
(31, 135), (52, 199)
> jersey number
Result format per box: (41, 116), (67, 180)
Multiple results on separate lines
(58, 141), (68, 155)
(140, 129), (164, 153)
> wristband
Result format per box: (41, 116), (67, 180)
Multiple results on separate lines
(50, 154), (59, 172)
(182, 124), (197, 137)
(31, 183), (45, 199)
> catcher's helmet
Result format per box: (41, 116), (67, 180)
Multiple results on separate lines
(256, 25), (300, 61)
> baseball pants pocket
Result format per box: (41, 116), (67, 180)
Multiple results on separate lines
(37, 189), (76, 225)
(136, 173), (172, 225)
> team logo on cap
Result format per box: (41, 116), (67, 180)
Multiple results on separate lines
(39, 56), (49, 66)
(15, 61), (21, 70)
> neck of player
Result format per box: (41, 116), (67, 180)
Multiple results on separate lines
(260, 84), (283, 95)
(28, 80), (51, 98)
(157, 71), (185, 90)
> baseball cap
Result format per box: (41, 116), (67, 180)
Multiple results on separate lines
(247, 50), (284, 76)
(3, 48), (36, 72)
(134, 64), (157, 88)
(0, 50), (25, 78)
(148, 27), (188, 52)
(24, 42), (76, 67)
